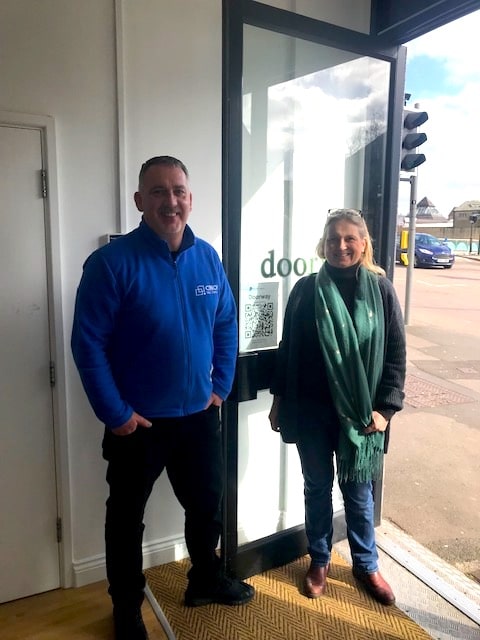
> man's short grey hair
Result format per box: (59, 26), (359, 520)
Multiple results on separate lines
(138, 156), (189, 187)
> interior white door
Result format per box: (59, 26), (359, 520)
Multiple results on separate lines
(0, 124), (60, 602)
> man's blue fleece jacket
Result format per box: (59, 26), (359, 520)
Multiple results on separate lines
(71, 221), (238, 429)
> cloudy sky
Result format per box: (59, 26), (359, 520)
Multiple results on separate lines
(399, 10), (480, 217)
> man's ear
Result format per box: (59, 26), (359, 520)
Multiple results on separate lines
(134, 191), (143, 212)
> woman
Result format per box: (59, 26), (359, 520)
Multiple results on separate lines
(269, 209), (406, 606)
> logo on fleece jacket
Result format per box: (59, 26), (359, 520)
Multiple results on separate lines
(195, 284), (219, 296)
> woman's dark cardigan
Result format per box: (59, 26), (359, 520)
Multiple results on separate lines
(270, 271), (406, 450)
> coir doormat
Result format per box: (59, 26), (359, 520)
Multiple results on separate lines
(146, 552), (431, 639)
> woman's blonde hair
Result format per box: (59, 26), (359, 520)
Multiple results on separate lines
(316, 209), (385, 276)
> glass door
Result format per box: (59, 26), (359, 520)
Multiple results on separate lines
(222, 3), (405, 580)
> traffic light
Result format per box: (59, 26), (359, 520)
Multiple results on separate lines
(401, 109), (428, 172)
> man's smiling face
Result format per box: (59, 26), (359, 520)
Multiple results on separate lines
(134, 164), (192, 251)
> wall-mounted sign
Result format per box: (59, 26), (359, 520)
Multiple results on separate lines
(239, 282), (278, 352)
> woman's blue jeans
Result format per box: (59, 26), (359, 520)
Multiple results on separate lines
(296, 411), (379, 573)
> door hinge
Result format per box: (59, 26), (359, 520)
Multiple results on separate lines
(41, 169), (48, 198)
(56, 518), (62, 543)
(49, 361), (56, 387)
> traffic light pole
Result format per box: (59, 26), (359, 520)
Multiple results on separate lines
(399, 100), (427, 324)
(402, 173), (417, 325)
(469, 212), (479, 253)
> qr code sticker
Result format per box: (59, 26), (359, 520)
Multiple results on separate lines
(244, 302), (274, 339)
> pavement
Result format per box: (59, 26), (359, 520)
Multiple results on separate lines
(335, 254), (480, 639)
(388, 253), (480, 578)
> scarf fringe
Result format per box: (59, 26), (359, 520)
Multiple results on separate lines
(337, 437), (384, 483)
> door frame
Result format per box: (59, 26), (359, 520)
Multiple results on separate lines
(221, 0), (406, 579)
(0, 110), (72, 588)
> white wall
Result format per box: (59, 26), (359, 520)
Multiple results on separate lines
(0, 0), (372, 589)
(118, 0), (225, 578)
(122, 0), (224, 252)
(1, 0), (121, 587)
(0, 0), (224, 587)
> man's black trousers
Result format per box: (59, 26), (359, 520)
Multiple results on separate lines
(102, 405), (223, 608)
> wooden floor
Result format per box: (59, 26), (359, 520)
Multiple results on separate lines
(0, 580), (169, 640)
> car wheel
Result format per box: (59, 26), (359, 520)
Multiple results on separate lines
(414, 255), (419, 268)
(444, 264), (453, 269)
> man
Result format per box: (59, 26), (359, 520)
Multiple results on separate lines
(71, 156), (254, 640)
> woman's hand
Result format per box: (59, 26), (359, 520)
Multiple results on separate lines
(269, 396), (281, 432)
(363, 410), (388, 434)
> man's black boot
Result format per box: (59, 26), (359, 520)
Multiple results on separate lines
(185, 575), (255, 607)
(113, 606), (149, 640)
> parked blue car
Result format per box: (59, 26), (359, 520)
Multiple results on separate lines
(396, 233), (455, 268)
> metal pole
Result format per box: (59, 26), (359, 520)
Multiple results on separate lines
(404, 174), (417, 325)
(145, 584), (176, 639)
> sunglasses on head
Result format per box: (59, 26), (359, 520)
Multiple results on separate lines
(327, 208), (363, 218)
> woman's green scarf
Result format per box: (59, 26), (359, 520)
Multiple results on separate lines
(314, 264), (385, 483)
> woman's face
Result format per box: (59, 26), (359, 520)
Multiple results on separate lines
(324, 219), (366, 269)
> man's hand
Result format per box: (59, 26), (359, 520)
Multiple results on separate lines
(205, 392), (223, 409)
(363, 410), (388, 434)
(111, 412), (152, 436)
